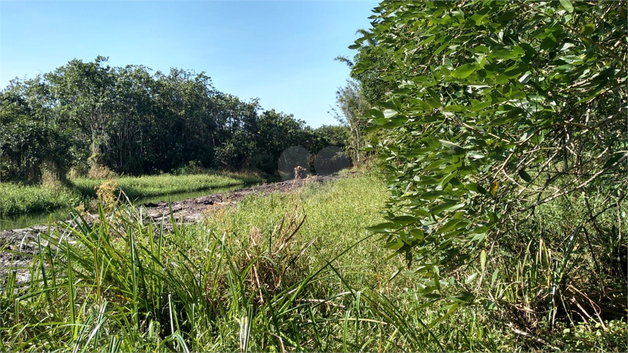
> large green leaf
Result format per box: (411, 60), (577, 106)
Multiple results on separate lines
(451, 64), (478, 79)
(430, 201), (465, 216)
(559, 0), (574, 13)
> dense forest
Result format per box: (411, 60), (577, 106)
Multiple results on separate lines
(0, 56), (350, 183)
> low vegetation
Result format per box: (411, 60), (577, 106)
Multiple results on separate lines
(0, 172), (263, 217)
(0, 183), (80, 216)
(1, 175), (389, 351)
(1, 175), (625, 351)
(71, 172), (262, 201)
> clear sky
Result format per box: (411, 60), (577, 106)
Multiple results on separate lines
(0, 0), (378, 128)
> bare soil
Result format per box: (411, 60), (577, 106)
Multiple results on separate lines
(141, 174), (339, 225)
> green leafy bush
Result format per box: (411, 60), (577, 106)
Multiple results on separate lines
(352, 0), (627, 341)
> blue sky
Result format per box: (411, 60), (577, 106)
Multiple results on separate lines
(0, 0), (378, 128)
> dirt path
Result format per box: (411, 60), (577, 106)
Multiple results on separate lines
(0, 175), (341, 282)
(141, 174), (339, 225)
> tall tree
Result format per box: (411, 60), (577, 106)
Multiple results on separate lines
(46, 56), (115, 172)
(252, 109), (310, 173)
(0, 77), (72, 184)
(332, 79), (369, 164)
(101, 65), (156, 174)
(2, 56), (344, 179)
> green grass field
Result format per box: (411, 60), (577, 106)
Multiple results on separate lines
(71, 172), (261, 200)
(0, 183), (80, 216)
(0, 171), (263, 217)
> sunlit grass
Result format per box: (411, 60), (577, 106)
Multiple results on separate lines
(0, 182), (79, 216)
(0, 171), (263, 216)
(1, 174), (625, 352)
(1, 174), (420, 352)
(71, 172), (263, 200)
(203, 175), (402, 290)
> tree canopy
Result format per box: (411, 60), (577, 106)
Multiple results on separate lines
(0, 57), (349, 183)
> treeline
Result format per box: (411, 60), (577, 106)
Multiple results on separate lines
(0, 56), (349, 184)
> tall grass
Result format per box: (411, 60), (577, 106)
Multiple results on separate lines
(0, 175), (421, 351)
(71, 172), (262, 200)
(0, 183), (80, 216)
(481, 188), (628, 350)
(1, 175), (625, 351)
(0, 172), (263, 217)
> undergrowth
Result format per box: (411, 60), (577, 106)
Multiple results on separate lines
(0, 175), (625, 351)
